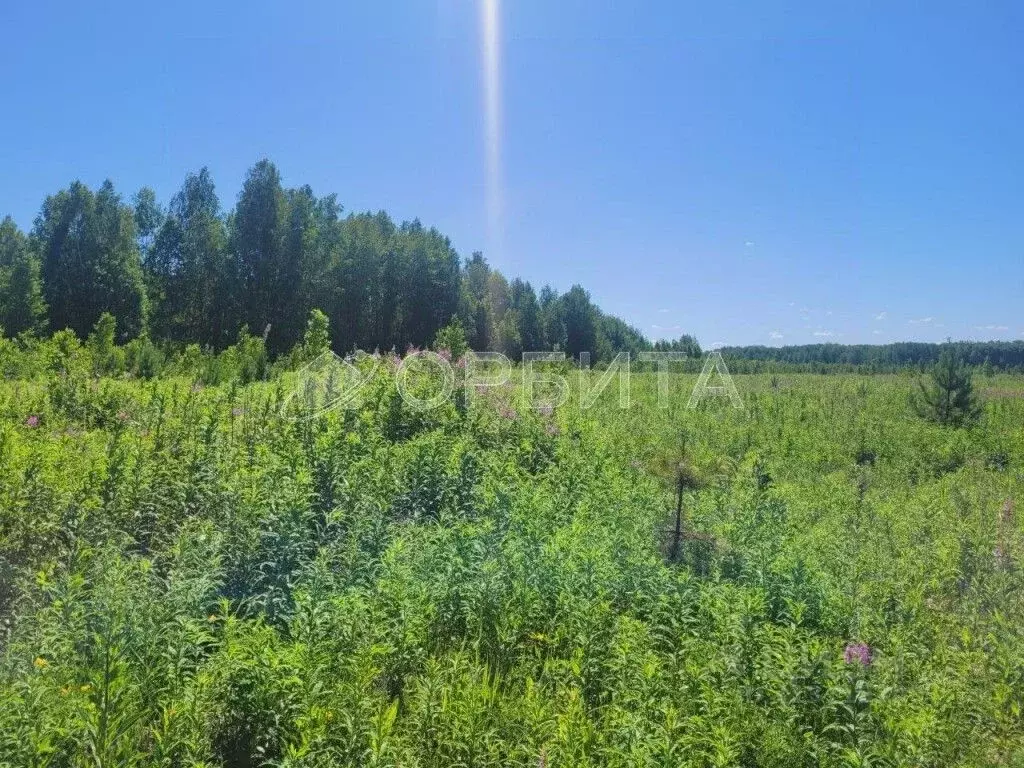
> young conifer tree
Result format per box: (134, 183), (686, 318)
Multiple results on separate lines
(912, 345), (982, 427)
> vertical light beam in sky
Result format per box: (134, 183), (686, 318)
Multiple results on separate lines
(480, 0), (503, 259)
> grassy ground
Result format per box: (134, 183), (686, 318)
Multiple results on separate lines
(1, 366), (1022, 766)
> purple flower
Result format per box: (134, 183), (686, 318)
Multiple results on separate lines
(116, 410), (130, 422)
(844, 642), (872, 666)
(545, 422), (560, 436)
(231, 407), (243, 417)
(498, 404), (518, 421)
(25, 415), (39, 428)
(537, 404), (554, 417)
(436, 348), (452, 362)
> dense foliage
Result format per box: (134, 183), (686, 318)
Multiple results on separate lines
(0, 161), (657, 362)
(720, 341), (1024, 372)
(1, 335), (1022, 766)
(912, 348), (983, 427)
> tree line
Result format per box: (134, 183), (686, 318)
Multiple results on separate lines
(0, 159), (676, 362)
(720, 340), (1024, 372)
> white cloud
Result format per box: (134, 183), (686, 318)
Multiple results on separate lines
(744, 240), (755, 247)
(651, 324), (683, 333)
(909, 317), (935, 325)
(872, 330), (882, 335)
(788, 301), (796, 307)
(874, 311), (887, 321)
(708, 341), (725, 349)
(657, 308), (670, 314)
(769, 330), (783, 340)
(974, 324), (1009, 332)
(813, 330), (834, 337)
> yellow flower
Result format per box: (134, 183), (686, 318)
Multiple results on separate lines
(33, 656), (48, 668)
(80, 684), (92, 693)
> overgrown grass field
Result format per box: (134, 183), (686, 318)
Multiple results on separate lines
(1, 347), (1022, 766)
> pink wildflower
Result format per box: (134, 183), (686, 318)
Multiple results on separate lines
(25, 415), (39, 428)
(844, 642), (872, 666)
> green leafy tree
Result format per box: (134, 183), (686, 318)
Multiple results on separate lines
(510, 278), (542, 351)
(36, 180), (147, 339)
(232, 324), (268, 383)
(433, 318), (468, 361)
(273, 185), (319, 350)
(131, 186), (164, 257)
(330, 210), (394, 352)
(87, 312), (122, 375)
(461, 251), (492, 350)
(301, 307), (331, 360)
(912, 346), (982, 427)
(539, 284), (565, 351)
(19, 159), (661, 361)
(655, 333), (702, 356)
(597, 314), (650, 360)
(470, 301), (492, 351)
(394, 221), (461, 348)
(496, 313), (523, 360)
(563, 283), (598, 359)
(147, 169), (229, 346)
(0, 216), (46, 336)
(230, 160), (290, 353)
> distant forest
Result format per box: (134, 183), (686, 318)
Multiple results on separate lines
(720, 341), (1024, 372)
(0, 159), (701, 362)
(1, 161), (1019, 372)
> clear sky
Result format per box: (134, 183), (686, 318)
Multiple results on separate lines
(1, 0), (1021, 347)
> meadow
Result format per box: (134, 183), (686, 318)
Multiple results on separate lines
(1, 338), (1022, 767)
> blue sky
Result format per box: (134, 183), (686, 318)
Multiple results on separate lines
(1, 0), (1021, 347)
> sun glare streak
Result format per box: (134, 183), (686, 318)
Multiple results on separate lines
(480, 0), (502, 257)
